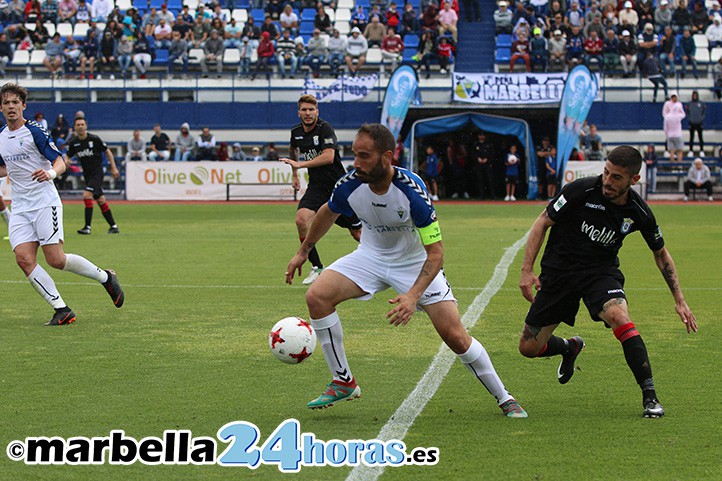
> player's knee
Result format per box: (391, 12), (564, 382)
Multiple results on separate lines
(305, 285), (331, 312)
(518, 339), (540, 358)
(442, 329), (470, 354)
(15, 253), (35, 272)
(46, 253), (67, 270)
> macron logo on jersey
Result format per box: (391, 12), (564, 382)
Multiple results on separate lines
(581, 220), (617, 246)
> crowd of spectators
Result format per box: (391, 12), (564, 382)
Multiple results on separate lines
(495, 0), (722, 80)
(0, 0), (484, 79)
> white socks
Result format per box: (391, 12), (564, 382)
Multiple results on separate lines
(63, 253), (108, 283)
(311, 311), (354, 384)
(28, 264), (66, 309)
(458, 337), (513, 405)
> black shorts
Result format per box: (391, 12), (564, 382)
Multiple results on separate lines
(505, 175), (518, 185)
(83, 172), (105, 199)
(525, 269), (626, 328)
(298, 184), (361, 230)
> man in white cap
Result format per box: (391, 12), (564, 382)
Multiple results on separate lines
(662, 92), (685, 162)
(549, 29), (567, 71)
(619, 1), (639, 34)
(494, 1), (513, 34)
(345, 26), (368, 76)
(654, 0), (672, 35)
(683, 158), (714, 201)
(618, 30), (638, 77)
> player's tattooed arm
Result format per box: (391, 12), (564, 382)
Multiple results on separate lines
(653, 247), (698, 333)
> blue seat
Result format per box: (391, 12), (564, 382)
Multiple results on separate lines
(166, 0), (182, 10)
(402, 49), (417, 61)
(250, 8), (266, 23)
(154, 48), (169, 66)
(404, 35), (419, 49)
(149, 0), (164, 9)
(235, 0), (251, 8)
(300, 20), (315, 35)
(496, 34), (512, 48)
(132, 0), (148, 11)
(495, 47), (510, 62)
(302, 8), (316, 21)
(356, 0), (371, 8)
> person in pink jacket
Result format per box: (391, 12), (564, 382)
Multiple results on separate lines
(662, 91), (685, 162)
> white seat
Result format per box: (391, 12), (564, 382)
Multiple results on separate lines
(696, 48), (710, 63)
(29, 49), (47, 65)
(365, 47), (382, 64)
(11, 49), (30, 65)
(711, 47), (722, 63)
(337, 0), (354, 9)
(24, 22), (36, 31)
(56, 23), (73, 38)
(73, 23), (90, 38)
(336, 22), (350, 35)
(116, 0), (132, 10)
(185, 0), (199, 9)
(232, 9), (248, 23)
(188, 48), (204, 64)
(43, 23), (56, 36)
(224, 48), (241, 64)
(325, 7), (335, 22)
(220, 8), (231, 22)
(693, 34), (708, 50)
(334, 9), (351, 23)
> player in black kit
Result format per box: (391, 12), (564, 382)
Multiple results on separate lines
(517, 145), (697, 418)
(65, 117), (120, 235)
(281, 95), (361, 286)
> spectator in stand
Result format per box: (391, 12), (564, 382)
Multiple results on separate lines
(414, 29), (437, 78)
(117, 35), (133, 78)
(158, 3), (174, 24)
(275, 28), (298, 79)
(195, 4), (212, 22)
(643, 144), (658, 193)
(153, 18), (172, 49)
(306, 29), (327, 78)
(216, 142), (229, 161)
(174, 123), (195, 161)
(345, 27), (368, 76)
(58, 0), (77, 26)
(679, 26), (698, 79)
(663, 91), (685, 161)
(368, 5), (386, 25)
(565, 1), (584, 29)
(683, 158), (714, 201)
(34, 111), (48, 130)
(41, 0), (58, 25)
(436, 35), (453, 74)
(618, 1), (639, 36)
(545, 146), (557, 198)
(714, 57), (722, 100)
(640, 52), (668, 102)
(618, 30), (638, 77)
(24, 0), (41, 23)
(121, 17), (136, 39)
(585, 14), (605, 40)
(191, 15), (211, 49)
(548, 29), (567, 71)
(280, 4), (299, 37)
(350, 5), (368, 33)
(196, 126), (217, 161)
(512, 17), (531, 42)
(50, 113), (69, 143)
(438, 1), (458, 42)
(380, 27), (404, 75)
(584, 29), (604, 68)
(364, 15), (386, 48)
(79, 28), (99, 79)
(0, 32), (12, 79)
(201, 29), (224, 78)
(421, 3), (440, 34)
(142, 7), (159, 36)
(230, 143), (246, 161)
(386, 2), (401, 33)
(125, 129), (147, 162)
(266, 0), (283, 20)
(602, 28), (620, 72)
(261, 15), (280, 42)
(707, 15), (722, 50)
(654, 0), (672, 34)
(327, 28), (346, 77)
(580, 124), (603, 155)
(132, 32), (154, 79)
(530, 27), (548, 72)
(168, 30), (189, 79)
(250, 146), (263, 161)
(251, 30), (274, 80)
(315, 6), (332, 34)
(658, 25), (676, 77)
(601, 4), (619, 33)
(504, 143), (520, 202)
(265, 142), (279, 161)
(586, 141), (604, 161)
(63, 35), (82, 78)
(239, 36), (252, 78)
(75, 0), (91, 24)
(637, 22), (658, 59)
(711, 1), (722, 20)
(510, 31), (531, 71)
(178, 5), (193, 27)
(421, 145), (441, 201)
(97, 31), (117, 79)
(212, 5), (227, 25)
(686, 90), (706, 156)
(565, 24), (585, 68)
(636, 0), (654, 27)
(6, 0), (23, 24)
(224, 18), (243, 49)
(462, 0), (481, 23)
(92, 0), (112, 22)
(401, 3), (419, 37)
(511, 0), (526, 26)
(691, 2), (710, 34)
(148, 124), (171, 161)
(672, 0), (692, 34)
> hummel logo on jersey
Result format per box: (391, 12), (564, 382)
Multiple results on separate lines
(585, 202), (606, 211)
(371, 202), (387, 208)
(581, 220), (617, 246)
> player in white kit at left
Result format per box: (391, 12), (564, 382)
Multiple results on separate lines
(0, 83), (124, 326)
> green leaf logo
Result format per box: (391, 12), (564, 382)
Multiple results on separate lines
(190, 167), (209, 185)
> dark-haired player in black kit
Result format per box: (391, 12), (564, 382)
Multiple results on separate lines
(281, 94), (361, 286)
(518, 145), (697, 418)
(65, 117), (120, 235)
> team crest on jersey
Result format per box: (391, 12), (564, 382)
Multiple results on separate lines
(553, 194), (567, 211)
(620, 217), (634, 234)
(18, 139), (23, 146)
(89, 141), (94, 148)
(397, 208), (404, 220)
(312, 135), (319, 146)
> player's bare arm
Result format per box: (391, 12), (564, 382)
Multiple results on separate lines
(31, 155), (66, 182)
(653, 247), (698, 333)
(281, 148), (335, 170)
(285, 203), (340, 284)
(287, 147), (301, 191)
(520, 210), (555, 302)
(0, 166), (6, 177)
(106, 148), (119, 179)
(387, 240), (444, 326)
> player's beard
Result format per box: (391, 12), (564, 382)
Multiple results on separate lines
(602, 182), (631, 202)
(355, 159), (386, 184)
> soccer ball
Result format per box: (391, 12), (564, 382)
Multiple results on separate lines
(268, 317), (317, 364)
(508, 155), (518, 165)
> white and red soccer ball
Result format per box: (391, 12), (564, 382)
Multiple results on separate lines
(268, 317), (317, 364)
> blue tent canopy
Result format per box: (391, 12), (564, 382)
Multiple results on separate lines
(407, 112), (538, 199)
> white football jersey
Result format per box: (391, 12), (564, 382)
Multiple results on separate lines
(329, 167), (437, 265)
(0, 120), (63, 213)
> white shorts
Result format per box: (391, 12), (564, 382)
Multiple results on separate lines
(667, 137), (684, 151)
(327, 249), (456, 306)
(9, 205), (65, 251)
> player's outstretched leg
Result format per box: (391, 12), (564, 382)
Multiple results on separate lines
(26, 264), (77, 326)
(519, 324), (585, 385)
(62, 254), (124, 308)
(306, 311), (360, 409)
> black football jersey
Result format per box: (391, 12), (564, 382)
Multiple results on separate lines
(542, 175), (665, 274)
(66, 133), (107, 177)
(289, 119), (346, 188)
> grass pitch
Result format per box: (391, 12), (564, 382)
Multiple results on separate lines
(0, 201), (719, 481)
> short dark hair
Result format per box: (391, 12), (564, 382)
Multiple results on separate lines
(607, 145), (642, 175)
(0, 82), (28, 104)
(357, 123), (395, 155)
(298, 94), (318, 108)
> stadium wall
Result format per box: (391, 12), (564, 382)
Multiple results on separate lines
(30, 102), (721, 133)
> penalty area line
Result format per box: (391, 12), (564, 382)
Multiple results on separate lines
(345, 231), (530, 481)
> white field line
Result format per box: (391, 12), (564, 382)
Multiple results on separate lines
(345, 231), (530, 481)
